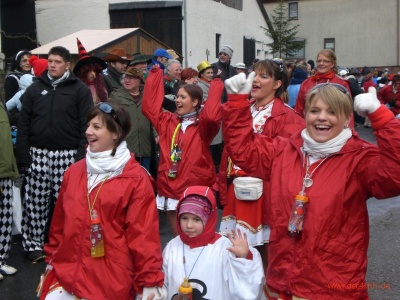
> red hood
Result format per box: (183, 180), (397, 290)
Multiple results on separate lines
(177, 186), (220, 248)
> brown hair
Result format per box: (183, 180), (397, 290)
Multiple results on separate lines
(317, 49), (338, 74)
(179, 84), (203, 110)
(253, 59), (290, 99)
(86, 104), (131, 156)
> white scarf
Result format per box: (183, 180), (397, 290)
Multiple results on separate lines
(86, 141), (131, 191)
(301, 128), (352, 159)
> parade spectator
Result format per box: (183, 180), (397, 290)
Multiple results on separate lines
(4, 50), (32, 126)
(378, 74), (400, 118)
(28, 55), (48, 78)
(6, 74), (33, 112)
(142, 66), (224, 236)
(361, 67), (377, 128)
(129, 52), (149, 78)
(212, 45), (237, 103)
(162, 185), (265, 299)
(16, 46), (93, 262)
(0, 102), (19, 280)
(109, 66), (158, 172)
(101, 48), (132, 94)
(294, 49), (351, 117)
(148, 48), (172, 71)
(73, 38), (108, 103)
(222, 72), (400, 299)
(287, 65), (308, 108)
(39, 104), (164, 300)
(235, 62), (247, 75)
(219, 60), (304, 270)
(163, 59), (183, 113)
(181, 68), (198, 84)
(197, 61), (214, 100)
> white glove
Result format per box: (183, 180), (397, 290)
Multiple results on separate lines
(354, 87), (381, 117)
(224, 72), (256, 94)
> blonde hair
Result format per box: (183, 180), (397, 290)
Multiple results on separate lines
(305, 84), (353, 122)
(317, 49), (338, 74)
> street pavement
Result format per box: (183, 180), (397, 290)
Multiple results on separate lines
(1, 126), (400, 300)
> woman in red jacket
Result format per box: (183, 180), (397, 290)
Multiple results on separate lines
(39, 104), (164, 300)
(294, 49), (351, 117)
(218, 59), (304, 269)
(222, 74), (400, 299)
(142, 66), (224, 236)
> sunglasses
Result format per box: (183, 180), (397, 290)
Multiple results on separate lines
(309, 82), (349, 94)
(98, 103), (120, 125)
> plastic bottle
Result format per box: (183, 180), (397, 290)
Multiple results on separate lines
(90, 209), (105, 257)
(287, 194), (309, 239)
(178, 277), (192, 300)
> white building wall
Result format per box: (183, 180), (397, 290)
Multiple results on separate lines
(265, 0), (400, 68)
(35, 0), (272, 68)
(35, 0), (110, 46)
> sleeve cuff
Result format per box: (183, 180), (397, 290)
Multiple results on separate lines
(369, 105), (394, 129)
(245, 251), (253, 260)
(227, 94), (250, 108)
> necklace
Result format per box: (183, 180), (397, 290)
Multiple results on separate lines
(87, 175), (109, 218)
(182, 243), (205, 279)
(302, 154), (329, 189)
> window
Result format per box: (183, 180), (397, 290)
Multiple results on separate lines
(289, 2), (298, 19)
(216, 34), (221, 58)
(287, 38), (306, 58)
(324, 38), (335, 52)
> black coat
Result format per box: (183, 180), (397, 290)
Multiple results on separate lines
(16, 72), (93, 165)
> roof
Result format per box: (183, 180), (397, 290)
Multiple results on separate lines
(31, 28), (141, 55)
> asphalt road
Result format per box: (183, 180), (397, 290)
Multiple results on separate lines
(1, 126), (400, 300)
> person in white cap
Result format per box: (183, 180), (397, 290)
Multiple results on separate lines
(235, 62), (247, 75)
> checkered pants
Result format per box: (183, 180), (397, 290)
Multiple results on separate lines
(0, 178), (13, 266)
(22, 147), (76, 252)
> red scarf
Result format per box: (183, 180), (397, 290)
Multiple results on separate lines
(177, 186), (221, 248)
(313, 70), (336, 81)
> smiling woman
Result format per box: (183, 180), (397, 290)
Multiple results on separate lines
(222, 74), (400, 299)
(142, 66), (224, 236)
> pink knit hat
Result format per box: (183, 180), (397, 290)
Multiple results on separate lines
(178, 195), (212, 225)
(29, 55), (48, 77)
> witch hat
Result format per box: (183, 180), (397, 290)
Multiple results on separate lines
(73, 37), (107, 75)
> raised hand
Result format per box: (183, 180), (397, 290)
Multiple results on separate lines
(354, 87), (381, 117)
(224, 72), (256, 95)
(226, 228), (250, 258)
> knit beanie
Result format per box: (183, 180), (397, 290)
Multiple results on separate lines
(219, 45), (234, 58)
(178, 195), (212, 226)
(29, 55), (48, 77)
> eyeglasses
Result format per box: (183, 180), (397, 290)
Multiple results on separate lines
(309, 82), (349, 94)
(98, 103), (120, 125)
(271, 58), (284, 72)
(316, 59), (332, 64)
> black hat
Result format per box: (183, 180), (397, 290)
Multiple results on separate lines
(73, 38), (107, 75)
(361, 67), (372, 76)
(129, 52), (148, 66)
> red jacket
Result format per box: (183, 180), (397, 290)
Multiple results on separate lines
(44, 156), (164, 300)
(294, 74), (351, 116)
(142, 69), (224, 199)
(222, 96), (400, 299)
(218, 98), (305, 218)
(378, 84), (400, 115)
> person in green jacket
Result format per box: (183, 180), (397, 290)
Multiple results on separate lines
(109, 66), (158, 172)
(0, 102), (19, 280)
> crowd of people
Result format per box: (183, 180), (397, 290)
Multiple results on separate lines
(1, 41), (400, 300)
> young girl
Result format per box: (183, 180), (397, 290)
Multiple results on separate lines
(162, 186), (266, 299)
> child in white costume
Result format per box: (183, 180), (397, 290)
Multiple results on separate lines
(162, 186), (266, 299)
